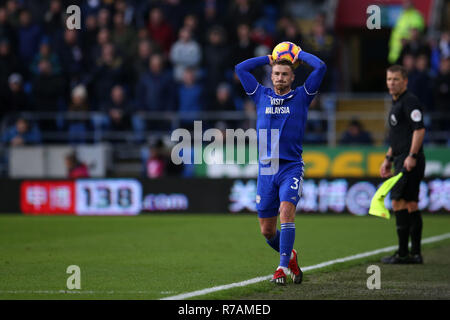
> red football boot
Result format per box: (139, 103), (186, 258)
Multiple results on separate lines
(288, 249), (303, 284)
(270, 267), (287, 285)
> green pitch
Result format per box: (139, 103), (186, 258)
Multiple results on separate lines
(0, 214), (449, 300)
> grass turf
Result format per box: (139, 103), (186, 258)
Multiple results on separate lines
(0, 214), (449, 300)
(237, 244), (450, 300)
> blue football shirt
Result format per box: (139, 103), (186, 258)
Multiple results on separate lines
(249, 84), (315, 163)
(235, 52), (326, 165)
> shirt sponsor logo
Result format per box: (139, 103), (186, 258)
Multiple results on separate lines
(269, 96), (285, 105)
(267, 94), (294, 106)
(265, 106), (291, 114)
(410, 109), (422, 122)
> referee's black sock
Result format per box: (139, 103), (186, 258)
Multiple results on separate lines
(409, 210), (423, 255)
(395, 209), (410, 257)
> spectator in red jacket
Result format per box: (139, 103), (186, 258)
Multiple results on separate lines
(147, 7), (174, 55)
(146, 139), (167, 178)
(65, 152), (90, 179)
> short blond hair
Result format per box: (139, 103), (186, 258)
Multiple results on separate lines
(273, 59), (294, 70)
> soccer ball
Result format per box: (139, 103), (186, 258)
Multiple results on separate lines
(272, 41), (301, 68)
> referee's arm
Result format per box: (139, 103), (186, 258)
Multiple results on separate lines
(403, 96), (426, 172)
(404, 128), (425, 171)
(380, 147), (394, 178)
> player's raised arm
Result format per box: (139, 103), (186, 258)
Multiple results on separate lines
(235, 55), (271, 95)
(293, 50), (327, 95)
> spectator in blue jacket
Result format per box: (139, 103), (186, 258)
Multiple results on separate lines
(31, 59), (65, 111)
(178, 67), (204, 130)
(101, 84), (132, 135)
(339, 119), (373, 145)
(55, 29), (84, 85)
(135, 53), (176, 111)
(30, 38), (62, 76)
(2, 117), (42, 146)
(89, 42), (125, 108)
(17, 8), (42, 71)
(133, 53), (176, 138)
(408, 53), (434, 110)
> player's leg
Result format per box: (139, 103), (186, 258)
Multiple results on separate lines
(259, 216), (279, 252)
(279, 201), (296, 270)
(270, 201), (296, 285)
(257, 207), (288, 285)
(271, 162), (304, 284)
(256, 174), (280, 251)
(279, 201), (303, 283)
(278, 163), (303, 268)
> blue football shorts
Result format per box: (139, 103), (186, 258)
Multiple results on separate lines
(256, 160), (304, 218)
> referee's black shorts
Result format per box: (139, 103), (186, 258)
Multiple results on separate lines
(391, 153), (425, 202)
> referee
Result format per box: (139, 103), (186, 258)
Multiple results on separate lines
(380, 65), (426, 264)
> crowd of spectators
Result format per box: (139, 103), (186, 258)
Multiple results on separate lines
(389, 1), (449, 144)
(397, 28), (450, 144)
(0, 0), (334, 146)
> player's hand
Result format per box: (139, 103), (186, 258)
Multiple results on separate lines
(380, 160), (392, 178)
(291, 45), (302, 65)
(267, 54), (274, 66)
(404, 156), (417, 172)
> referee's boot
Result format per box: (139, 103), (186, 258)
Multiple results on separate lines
(381, 251), (411, 264)
(288, 249), (303, 284)
(409, 253), (423, 264)
(270, 267), (287, 285)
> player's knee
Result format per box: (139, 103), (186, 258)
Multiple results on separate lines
(260, 226), (276, 240)
(279, 202), (295, 223)
(259, 216), (277, 239)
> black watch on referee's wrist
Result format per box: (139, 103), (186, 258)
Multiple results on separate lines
(408, 153), (418, 159)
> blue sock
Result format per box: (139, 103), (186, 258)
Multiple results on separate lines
(279, 223), (295, 268)
(266, 230), (280, 252)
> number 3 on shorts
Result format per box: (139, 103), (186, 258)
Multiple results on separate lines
(291, 177), (299, 190)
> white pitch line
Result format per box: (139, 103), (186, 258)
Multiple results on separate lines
(161, 232), (450, 300)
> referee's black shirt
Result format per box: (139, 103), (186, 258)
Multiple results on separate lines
(388, 90), (425, 156)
